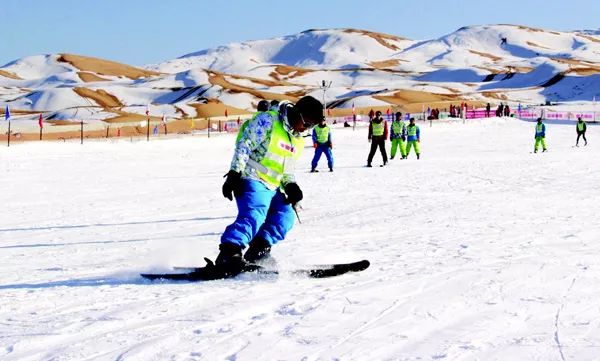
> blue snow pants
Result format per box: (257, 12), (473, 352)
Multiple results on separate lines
(220, 179), (296, 248)
(311, 144), (334, 170)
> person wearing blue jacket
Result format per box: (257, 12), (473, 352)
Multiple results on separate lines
(311, 118), (334, 172)
(219, 96), (324, 275)
(534, 117), (547, 153)
(405, 118), (421, 159)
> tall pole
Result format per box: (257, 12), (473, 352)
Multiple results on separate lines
(7, 120), (10, 147)
(319, 80), (332, 121)
(80, 120), (83, 145)
(146, 118), (150, 141)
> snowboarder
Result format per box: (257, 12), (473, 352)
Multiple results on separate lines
(390, 111), (407, 160)
(219, 96), (324, 274)
(405, 118), (421, 159)
(311, 118), (334, 172)
(576, 117), (587, 146)
(367, 110), (388, 167)
(534, 117), (547, 153)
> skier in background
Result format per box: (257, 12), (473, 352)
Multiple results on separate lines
(269, 100), (280, 114)
(390, 111), (407, 160)
(311, 118), (334, 172)
(486, 103), (491, 117)
(534, 117), (548, 153)
(576, 116), (588, 146)
(235, 100), (270, 143)
(220, 96), (324, 275)
(405, 117), (421, 159)
(367, 110), (388, 167)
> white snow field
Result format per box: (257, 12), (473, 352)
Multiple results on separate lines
(1, 118), (600, 361)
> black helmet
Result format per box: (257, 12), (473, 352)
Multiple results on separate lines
(294, 96), (324, 128)
(257, 100), (269, 112)
(395, 111), (402, 119)
(270, 100), (280, 108)
(375, 110), (382, 117)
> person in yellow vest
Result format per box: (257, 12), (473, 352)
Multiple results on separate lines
(534, 117), (547, 153)
(367, 111), (389, 167)
(311, 118), (334, 172)
(390, 112), (407, 160)
(405, 118), (421, 159)
(576, 116), (587, 147)
(219, 96), (324, 274)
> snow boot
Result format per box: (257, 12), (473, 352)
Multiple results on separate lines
(329, 167), (333, 172)
(417, 153), (420, 160)
(243, 237), (276, 267)
(215, 243), (248, 276)
(310, 168), (319, 173)
(366, 163), (372, 168)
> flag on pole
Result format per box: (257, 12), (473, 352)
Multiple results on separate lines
(4, 105), (9, 121)
(225, 108), (228, 118)
(38, 113), (43, 128)
(145, 105), (149, 116)
(161, 115), (166, 124)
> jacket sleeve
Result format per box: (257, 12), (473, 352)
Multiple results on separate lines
(312, 128), (317, 144)
(416, 127), (421, 141)
(368, 122), (372, 140)
(229, 112), (272, 173)
(328, 129), (332, 144)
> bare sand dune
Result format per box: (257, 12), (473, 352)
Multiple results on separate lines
(58, 54), (161, 80)
(208, 71), (298, 103)
(0, 69), (22, 80)
(73, 87), (123, 108)
(368, 59), (406, 68)
(77, 72), (110, 82)
(469, 50), (502, 62)
(374, 89), (487, 112)
(576, 34), (600, 43)
(343, 29), (408, 51)
(269, 65), (315, 81)
(189, 99), (250, 118)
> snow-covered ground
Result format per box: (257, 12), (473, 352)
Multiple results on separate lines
(1, 118), (600, 360)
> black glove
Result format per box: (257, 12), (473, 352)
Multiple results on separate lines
(283, 182), (303, 206)
(222, 170), (242, 201)
(401, 135), (406, 141)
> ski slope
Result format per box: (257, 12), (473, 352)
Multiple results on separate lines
(1, 118), (600, 360)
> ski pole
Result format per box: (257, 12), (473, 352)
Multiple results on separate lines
(292, 203), (302, 224)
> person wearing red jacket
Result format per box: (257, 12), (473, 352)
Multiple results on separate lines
(367, 111), (388, 167)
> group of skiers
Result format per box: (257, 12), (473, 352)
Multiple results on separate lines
(201, 96), (593, 277)
(532, 116), (589, 153)
(364, 111), (421, 167)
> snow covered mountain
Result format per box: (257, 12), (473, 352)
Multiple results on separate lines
(1, 25), (600, 127)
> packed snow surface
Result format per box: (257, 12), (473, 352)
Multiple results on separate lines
(1, 118), (600, 360)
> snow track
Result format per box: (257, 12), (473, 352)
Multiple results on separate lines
(2, 118), (600, 360)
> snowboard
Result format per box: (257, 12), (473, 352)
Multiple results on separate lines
(141, 259), (370, 281)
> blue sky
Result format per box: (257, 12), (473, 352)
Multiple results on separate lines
(2, 0), (599, 67)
